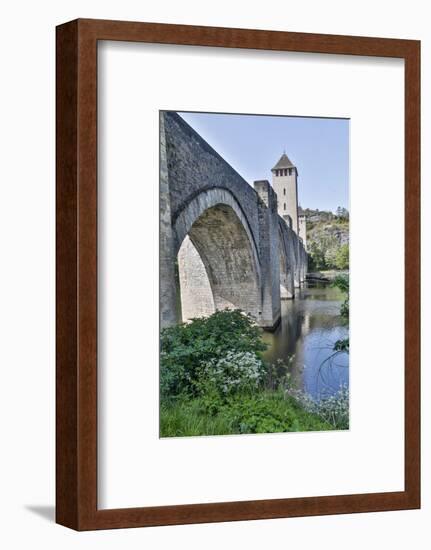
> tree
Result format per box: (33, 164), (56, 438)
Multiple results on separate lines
(336, 206), (349, 220)
(335, 244), (349, 270)
(308, 241), (326, 270)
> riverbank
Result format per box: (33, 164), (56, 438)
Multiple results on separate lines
(160, 309), (349, 438)
(306, 269), (349, 282)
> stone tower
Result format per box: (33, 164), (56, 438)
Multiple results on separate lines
(271, 153), (299, 235)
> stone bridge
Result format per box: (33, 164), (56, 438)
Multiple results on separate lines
(160, 111), (308, 330)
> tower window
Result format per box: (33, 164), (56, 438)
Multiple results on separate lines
(284, 203), (286, 210)
(288, 168), (292, 175)
(283, 188), (286, 195)
(284, 169), (288, 175)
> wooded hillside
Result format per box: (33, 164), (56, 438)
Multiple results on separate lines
(299, 207), (349, 271)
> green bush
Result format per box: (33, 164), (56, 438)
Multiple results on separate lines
(334, 338), (349, 352)
(331, 274), (349, 354)
(332, 274), (349, 318)
(160, 310), (267, 399)
(225, 391), (331, 434)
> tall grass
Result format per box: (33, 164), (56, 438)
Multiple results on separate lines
(160, 391), (332, 438)
(160, 398), (235, 437)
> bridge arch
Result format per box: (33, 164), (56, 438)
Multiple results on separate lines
(160, 111), (308, 329)
(174, 188), (262, 322)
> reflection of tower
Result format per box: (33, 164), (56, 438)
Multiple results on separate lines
(271, 153), (299, 235)
(302, 310), (311, 334)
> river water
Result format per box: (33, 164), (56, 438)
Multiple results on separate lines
(262, 281), (349, 401)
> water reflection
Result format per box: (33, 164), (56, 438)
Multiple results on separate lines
(262, 282), (349, 400)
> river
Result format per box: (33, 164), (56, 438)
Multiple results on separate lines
(262, 281), (349, 401)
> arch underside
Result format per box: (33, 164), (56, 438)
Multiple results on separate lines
(176, 197), (261, 323)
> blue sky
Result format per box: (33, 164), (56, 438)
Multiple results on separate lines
(179, 111), (349, 212)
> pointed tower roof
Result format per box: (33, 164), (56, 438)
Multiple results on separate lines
(271, 153), (295, 170)
(271, 152), (295, 171)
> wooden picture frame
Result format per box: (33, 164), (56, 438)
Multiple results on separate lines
(56, 18), (420, 530)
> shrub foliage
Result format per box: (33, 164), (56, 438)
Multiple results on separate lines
(160, 310), (267, 399)
(160, 310), (349, 436)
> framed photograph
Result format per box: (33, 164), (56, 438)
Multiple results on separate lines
(56, 19), (420, 530)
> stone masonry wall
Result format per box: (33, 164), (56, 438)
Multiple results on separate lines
(178, 236), (215, 321)
(160, 111), (307, 329)
(253, 180), (281, 327)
